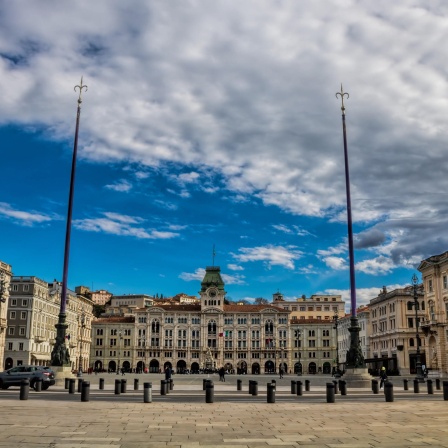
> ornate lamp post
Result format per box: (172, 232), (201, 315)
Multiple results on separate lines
(51, 78), (87, 369)
(412, 274), (425, 382)
(336, 85), (364, 369)
(77, 309), (86, 377)
(333, 313), (340, 375)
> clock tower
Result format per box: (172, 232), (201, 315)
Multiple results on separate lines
(200, 266), (226, 311)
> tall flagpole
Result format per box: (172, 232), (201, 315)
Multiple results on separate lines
(336, 85), (364, 369)
(51, 77), (88, 368)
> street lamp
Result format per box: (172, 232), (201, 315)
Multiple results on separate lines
(333, 313), (340, 375)
(412, 274), (425, 383)
(77, 310), (86, 377)
(335, 85), (364, 369)
(51, 78), (87, 369)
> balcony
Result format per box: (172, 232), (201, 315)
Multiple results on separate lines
(34, 336), (45, 343)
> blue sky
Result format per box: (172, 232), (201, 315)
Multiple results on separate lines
(1, 1), (448, 308)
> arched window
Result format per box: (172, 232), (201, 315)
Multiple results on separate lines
(208, 320), (216, 335)
(265, 320), (274, 333)
(421, 301), (425, 311)
(407, 301), (413, 311)
(204, 300), (207, 306)
(151, 320), (160, 333)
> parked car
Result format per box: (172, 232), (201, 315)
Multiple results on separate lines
(0, 365), (56, 390)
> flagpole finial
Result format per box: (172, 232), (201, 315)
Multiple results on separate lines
(212, 244), (216, 266)
(74, 76), (88, 104)
(335, 83), (349, 115)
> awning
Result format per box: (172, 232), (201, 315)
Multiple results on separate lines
(31, 354), (51, 361)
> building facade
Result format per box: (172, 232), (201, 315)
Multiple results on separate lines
(4, 276), (94, 372)
(0, 261), (12, 371)
(90, 266), (341, 375)
(419, 251), (448, 374)
(368, 285), (425, 375)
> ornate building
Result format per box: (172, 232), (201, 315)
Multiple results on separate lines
(4, 276), (93, 372)
(0, 260), (12, 371)
(90, 266), (343, 375)
(419, 250), (448, 374)
(368, 286), (425, 375)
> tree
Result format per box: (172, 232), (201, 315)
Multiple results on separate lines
(254, 297), (269, 305)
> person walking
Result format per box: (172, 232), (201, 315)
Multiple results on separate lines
(279, 366), (284, 379)
(379, 367), (387, 389)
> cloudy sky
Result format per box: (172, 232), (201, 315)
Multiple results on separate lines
(1, 1), (447, 308)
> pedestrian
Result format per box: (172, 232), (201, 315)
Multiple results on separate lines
(279, 366), (284, 379)
(165, 366), (172, 380)
(379, 367), (387, 389)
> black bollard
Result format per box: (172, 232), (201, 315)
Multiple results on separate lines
(403, 379), (408, 391)
(297, 381), (303, 396)
(237, 379), (242, 391)
(99, 378), (104, 390)
(20, 379), (29, 400)
(372, 379), (379, 394)
(169, 379), (174, 390)
(134, 378), (139, 391)
(339, 380), (347, 396)
(326, 383), (335, 403)
(271, 380), (276, 390)
(305, 379), (310, 392)
(436, 378), (441, 390)
(291, 380), (297, 394)
(203, 379), (207, 390)
(427, 379), (434, 395)
(114, 379), (121, 395)
(267, 383), (275, 403)
(251, 381), (258, 396)
(65, 378), (70, 389)
(81, 381), (90, 402)
(384, 381), (394, 402)
(77, 378), (83, 393)
(248, 380), (253, 395)
(165, 378), (170, 394)
(69, 378), (76, 394)
(333, 380), (339, 394)
(121, 379), (127, 393)
(144, 382), (152, 403)
(443, 381), (448, 401)
(35, 378), (43, 392)
(413, 379), (420, 393)
(160, 380), (167, 395)
(205, 381), (214, 403)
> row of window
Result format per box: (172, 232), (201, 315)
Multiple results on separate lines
(9, 311), (27, 319)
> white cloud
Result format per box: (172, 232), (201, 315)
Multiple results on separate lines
(221, 273), (246, 285)
(105, 179), (132, 192)
(1, 1), (448, 270)
(227, 263), (244, 271)
(0, 202), (54, 226)
(233, 245), (303, 270)
(324, 256), (348, 271)
(74, 212), (179, 240)
(272, 224), (292, 234)
(179, 268), (205, 282)
(325, 284), (407, 309)
(355, 256), (395, 275)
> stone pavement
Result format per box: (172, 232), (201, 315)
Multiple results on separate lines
(1, 376), (448, 448)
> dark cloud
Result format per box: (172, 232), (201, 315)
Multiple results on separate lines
(354, 228), (386, 249)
